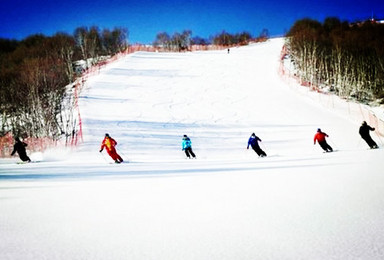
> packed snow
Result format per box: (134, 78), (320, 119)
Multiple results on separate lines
(1, 38), (384, 260)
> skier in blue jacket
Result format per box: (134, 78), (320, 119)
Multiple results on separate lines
(182, 135), (196, 159)
(247, 133), (267, 157)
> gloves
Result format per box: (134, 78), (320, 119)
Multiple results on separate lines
(99, 149), (103, 152)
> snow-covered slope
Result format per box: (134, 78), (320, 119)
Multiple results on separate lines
(1, 38), (384, 260)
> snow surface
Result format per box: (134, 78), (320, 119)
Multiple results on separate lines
(1, 38), (384, 260)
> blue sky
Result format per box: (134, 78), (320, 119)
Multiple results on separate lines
(1, 0), (383, 43)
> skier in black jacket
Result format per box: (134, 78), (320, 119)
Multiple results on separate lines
(11, 137), (31, 162)
(359, 121), (378, 149)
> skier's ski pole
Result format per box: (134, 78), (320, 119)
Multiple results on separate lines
(374, 130), (383, 146)
(119, 150), (129, 162)
(99, 151), (109, 163)
(357, 137), (361, 147)
(313, 142), (323, 153)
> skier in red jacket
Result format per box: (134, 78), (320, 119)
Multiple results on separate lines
(314, 128), (333, 152)
(99, 133), (123, 163)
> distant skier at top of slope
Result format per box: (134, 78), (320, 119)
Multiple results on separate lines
(11, 137), (31, 163)
(182, 135), (196, 159)
(314, 128), (333, 152)
(99, 133), (123, 163)
(247, 133), (267, 157)
(359, 121), (379, 149)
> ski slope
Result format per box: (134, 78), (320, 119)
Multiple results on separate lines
(1, 38), (384, 260)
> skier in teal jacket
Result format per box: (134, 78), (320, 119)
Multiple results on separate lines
(182, 135), (196, 159)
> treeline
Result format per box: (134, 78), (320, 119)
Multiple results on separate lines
(0, 25), (268, 142)
(153, 30), (193, 51)
(212, 31), (252, 46)
(286, 17), (384, 102)
(153, 29), (269, 51)
(0, 26), (128, 140)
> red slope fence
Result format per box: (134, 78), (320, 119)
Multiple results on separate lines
(0, 45), (137, 157)
(279, 45), (384, 145)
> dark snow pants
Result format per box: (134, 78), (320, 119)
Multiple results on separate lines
(252, 145), (267, 157)
(319, 141), (333, 152)
(184, 147), (196, 158)
(19, 152), (31, 162)
(362, 136), (378, 149)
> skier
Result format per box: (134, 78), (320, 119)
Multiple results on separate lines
(314, 128), (333, 152)
(359, 121), (378, 149)
(99, 133), (123, 163)
(247, 133), (267, 157)
(11, 137), (31, 163)
(182, 135), (196, 159)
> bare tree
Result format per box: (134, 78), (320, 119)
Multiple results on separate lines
(153, 32), (171, 50)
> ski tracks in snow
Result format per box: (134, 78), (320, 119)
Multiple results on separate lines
(74, 38), (381, 163)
